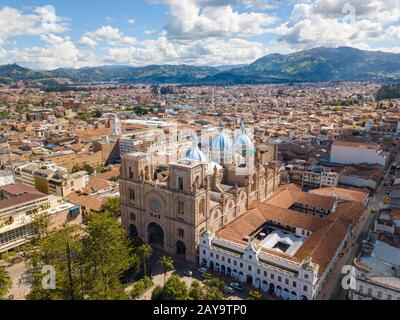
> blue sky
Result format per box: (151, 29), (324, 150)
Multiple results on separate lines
(0, 0), (399, 70)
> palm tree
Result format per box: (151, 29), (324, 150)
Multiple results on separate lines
(0, 266), (12, 300)
(138, 244), (153, 277)
(158, 256), (174, 286)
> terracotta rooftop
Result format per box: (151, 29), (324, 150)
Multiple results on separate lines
(215, 184), (364, 276)
(266, 184), (337, 211)
(309, 187), (369, 204)
(332, 141), (380, 150)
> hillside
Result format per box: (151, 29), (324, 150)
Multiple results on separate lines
(2, 47), (400, 85)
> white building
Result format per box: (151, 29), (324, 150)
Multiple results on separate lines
(330, 141), (388, 168)
(199, 185), (364, 300)
(351, 241), (400, 301)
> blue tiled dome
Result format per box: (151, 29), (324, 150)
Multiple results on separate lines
(185, 148), (207, 162)
(234, 123), (254, 150)
(185, 134), (207, 163)
(210, 130), (233, 152)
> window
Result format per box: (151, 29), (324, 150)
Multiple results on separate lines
(278, 276), (282, 283)
(240, 263), (243, 268)
(387, 294), (392, 300)
(234, 261), (237, 266)
(129, 167), (133, 179)
(199, 199), (205, 217)
(304, 274), (309, 279)
(129, 189), (135, 201)
(178, 228), (184, 238)
(367, 288), (372, 297)
(285, 279), (289, 285)
(359, 285), (364, 294)
(264, 271), (268, 277)
(178, 201), (184, 215)
(257, 269), (261, 275)
(271, 274), (274, 280)
(228, 258), (231, 264)
(248, 266), (252, 272)
(178, 177), (184, 190)
(222, 257), (225, 262)
(293, 282), (297, 288)
(216, 254), (219, 260)
(377, 291), (382, 299)
(303, 285), (308, 292)
(249, 255), (252, 260)
(203, 250), (206, 255)
(210, 253), (213, 258)
(130, 213), (136, 221)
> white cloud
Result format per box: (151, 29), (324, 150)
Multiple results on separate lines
(82, 25), (137, 46)
(10, 34), (93, 70)
(105, 36), (266, 66)
(270, 0), (400, 50)
(127, 19), (136, 24)
(151, 0), (277, 39)
(0, 6), (67, 41)
(79, 36), (98, 48)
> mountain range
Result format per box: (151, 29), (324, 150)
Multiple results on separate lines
(2, 47), (400, 86)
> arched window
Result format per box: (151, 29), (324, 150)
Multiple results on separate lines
(195, 176), (200, 189)
(199, 199), (205, 217)
(129, 189), (135, 201)
(178, 201), (184, 215)
(252, 174), (257, 192)
(178, 177), (184, 190)
(144, 165), (150, 181)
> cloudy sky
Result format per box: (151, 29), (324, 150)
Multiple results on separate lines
(0, 0), (399, 70)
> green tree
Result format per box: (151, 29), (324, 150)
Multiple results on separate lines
(31, 211), (50, 243)
(161, 276), (189, 300)
(78, 112), (89, 122)
(82, 164), (95, 175)
(83, 212), (132, 300)
(27, 226), (86, 300)
(137, 244), (153, 277)
(189, 280), (204, 300)
(0, 266), (12, 300)
(104, 197), (121, 217)
(158, 256), (174, 286)
(90, 110), (103, 118)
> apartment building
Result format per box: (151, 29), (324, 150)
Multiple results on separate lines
(14, 162), (88, 197)
(351, 240), (400, 301)
(0, 184), (82, 253)
(0, 184), (49, 253)
(330, 141), (388, 168)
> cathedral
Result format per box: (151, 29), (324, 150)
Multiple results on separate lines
(120, 124), (281, 262)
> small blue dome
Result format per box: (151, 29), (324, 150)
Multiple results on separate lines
(185, 148), (207, 162)
(185, 134), (207, 163)
(210, 131), (233, 152)
(234, 134), (253, 148)
(234, 123), (255, 154)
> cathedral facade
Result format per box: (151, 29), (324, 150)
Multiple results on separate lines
(120, 125), (281, 262)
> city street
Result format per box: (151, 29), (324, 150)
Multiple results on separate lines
(4, 259), (31, 300)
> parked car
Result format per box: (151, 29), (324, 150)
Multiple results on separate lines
(249, 290), (263, 300)
(230, 282), (243, 291)
(184, 270), (193, 277)
(198, 267), (208, 274)
(226, 287), (236, 294)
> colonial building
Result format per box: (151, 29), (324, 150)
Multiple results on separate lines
(199, 184), (365, 300)
(120, 125), (281, 262)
